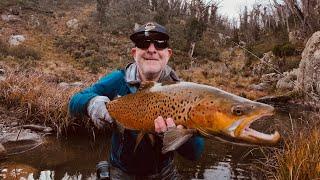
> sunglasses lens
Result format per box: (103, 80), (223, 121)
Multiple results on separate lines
(135, 40), (151, 49)
(135, 40), (168, 50)
(154, 40), (168, 49)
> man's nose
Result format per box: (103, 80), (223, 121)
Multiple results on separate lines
(147, 43), (156, 53)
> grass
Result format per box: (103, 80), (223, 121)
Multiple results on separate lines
(0, 66), (93, 134)
(262, 112), (320, 179)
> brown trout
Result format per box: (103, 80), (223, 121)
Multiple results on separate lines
(107, 81), (280, 153)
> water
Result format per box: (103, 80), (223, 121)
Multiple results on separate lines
(0, 105), (309, 179)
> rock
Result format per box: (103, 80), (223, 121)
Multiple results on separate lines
(66, 18), (79, 29)
(276, 68), (298, 91)
(0, 69), (5, 75)
(8, 35), (26, 46)
(58, 81), (83, 89)
(239, 41), (246, 46)
(261, 73), (282, 83)
(1, 14), (21, 22)
(288, 30), (305, 46)
(0, 131), (43, 156)
(10, 122), (18, 127)
(29, 15), (40, 27)
(249, 83), (268, 91)
(58, 82), (69, 89)
(70, 82), (83, 87)
(22, 124), (53, 133)
(0, 76), (5, 81)
(295, 31), (320, 101)
(0, 69), (6, 81)
(252, 51), (278, 76)
(134, 23), (140, 31)
(0, 143), (6, 156)
(256, 95), (292, 104)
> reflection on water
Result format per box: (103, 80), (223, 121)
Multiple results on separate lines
(0, 105), (309, 179)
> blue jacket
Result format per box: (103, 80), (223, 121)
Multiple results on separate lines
(68, 63), (204, 175)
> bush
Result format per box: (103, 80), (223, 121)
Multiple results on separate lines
(272, 43), (297, 57)
(0, 40), (9, 56)
(9, 45), (41, 60)
(78, 55), (109, 74)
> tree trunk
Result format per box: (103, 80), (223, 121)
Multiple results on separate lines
(188, 42), (196, 58)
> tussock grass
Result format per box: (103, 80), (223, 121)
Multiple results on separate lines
(263, 112), (320, 179)
(0, 40), (41, 60)
(0, 67), (92, 134)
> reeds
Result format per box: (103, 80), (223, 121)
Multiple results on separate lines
(0, 67), (91, 134)
(263, 112), (320, 179)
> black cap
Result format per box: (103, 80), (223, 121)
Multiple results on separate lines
(130, 22), (169, 43)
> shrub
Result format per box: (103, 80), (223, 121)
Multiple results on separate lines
(0, 40), (9, 56)
(272, 43), (297, 57)
(9, 45), (41, 60)
(78, 55), (108, 74)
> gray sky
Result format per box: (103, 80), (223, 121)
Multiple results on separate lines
(217, 0), (263, 20)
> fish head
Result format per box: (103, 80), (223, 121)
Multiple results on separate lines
(190, 94), (280, 145)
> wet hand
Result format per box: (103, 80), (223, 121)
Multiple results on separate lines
(154, 116), (183, 134)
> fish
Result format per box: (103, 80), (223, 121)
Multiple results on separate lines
(106, 81), (280, 153)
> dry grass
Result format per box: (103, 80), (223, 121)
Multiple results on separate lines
(263, 112), (320, 179)
(0, 66), (92, 134)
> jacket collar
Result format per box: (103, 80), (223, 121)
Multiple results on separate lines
(124, 62), (179, 85)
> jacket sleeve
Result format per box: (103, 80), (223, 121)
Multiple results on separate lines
(68, 70), (126, 117)
(176, 136), (204, 161)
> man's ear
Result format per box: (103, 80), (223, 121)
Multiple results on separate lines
(168, 48), (173, 57)
(131, 48), (137, 57)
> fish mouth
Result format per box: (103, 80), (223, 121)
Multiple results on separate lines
(227, 112), (280, 145)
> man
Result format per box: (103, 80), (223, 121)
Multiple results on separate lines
(69, 22), (204, 179)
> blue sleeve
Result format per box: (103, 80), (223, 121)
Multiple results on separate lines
(68, 70), (126, 117)
(176, 136), (204, 161)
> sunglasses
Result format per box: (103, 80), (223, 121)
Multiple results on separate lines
(135, 39), (169, 50)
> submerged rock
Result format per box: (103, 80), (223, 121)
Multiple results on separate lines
(0, 131), (43, 157)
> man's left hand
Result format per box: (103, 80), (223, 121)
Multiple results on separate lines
(154, 116), (183, 133)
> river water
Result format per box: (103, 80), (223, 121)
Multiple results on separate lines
(0, 104), (308, 179)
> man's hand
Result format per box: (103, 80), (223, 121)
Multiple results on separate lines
(87, 96), (113, 129)
(154, 116), (183, 133)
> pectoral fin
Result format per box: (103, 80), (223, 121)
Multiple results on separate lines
(162, 127), (197, 154)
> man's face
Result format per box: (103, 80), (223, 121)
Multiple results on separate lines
(131, 39), (172, 81)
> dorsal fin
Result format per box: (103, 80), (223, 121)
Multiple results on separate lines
(160, 80), (179, 86)
(139, 81), (156, 91)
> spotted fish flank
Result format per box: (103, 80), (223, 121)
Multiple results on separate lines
(107, 81), (280, 153)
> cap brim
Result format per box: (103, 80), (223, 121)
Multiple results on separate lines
(130, 31), (169, 43)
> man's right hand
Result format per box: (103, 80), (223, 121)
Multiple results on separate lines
(87, 96), (113, 129)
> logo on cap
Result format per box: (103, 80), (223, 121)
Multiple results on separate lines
(145, 23), (156, 32)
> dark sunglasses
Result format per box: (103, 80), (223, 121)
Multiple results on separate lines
(135, 39), (169, 50)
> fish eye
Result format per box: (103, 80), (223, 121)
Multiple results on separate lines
(231, 105), (244, 116)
